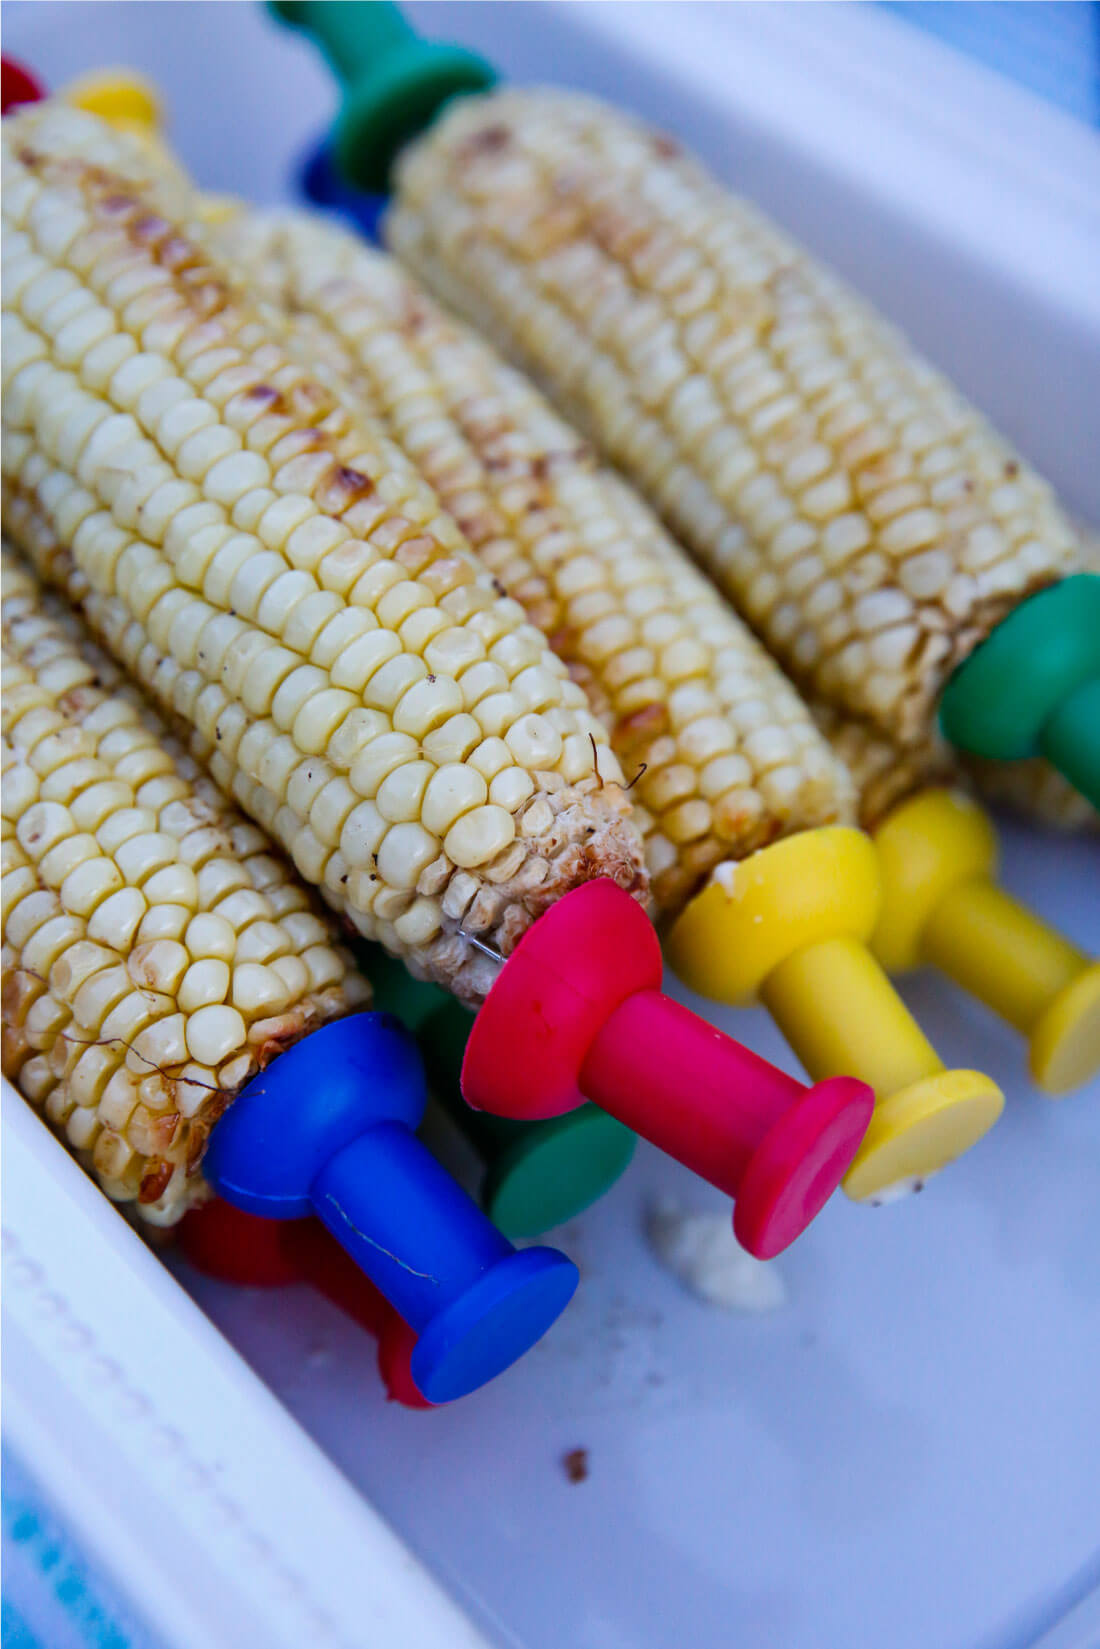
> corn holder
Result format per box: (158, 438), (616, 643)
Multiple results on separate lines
(1, 54), (44, 116)
(871, 790), (1099, 1095)
(200, 1010), (580, 1402)
(301, 139), (387, 242)
(459, 878), (872, 1252)
(179, 1196), (429, 1407)
(366, 946), (636, 1240)
(271, 0), (1100, 813)
(50, 65), (162, 140)
(817, 711), (1100, 1093)
(1, 103), (875, 1256)
(936, 588), (1100, 815)
(271, 0), (495, 191)
(665, 829), (1003, 1201)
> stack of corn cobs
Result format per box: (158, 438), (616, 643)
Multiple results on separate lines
(2, 77), (1096, 1407)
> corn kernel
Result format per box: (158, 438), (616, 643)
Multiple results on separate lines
(443, 804), (515, 869)
(178, 958), (231, 1012)
(185, 1003), (247, 1066)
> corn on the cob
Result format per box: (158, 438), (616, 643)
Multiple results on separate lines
(213, 206), (854, 914)
(1, 104), (646, 1008)
(388, 88), (1084, 750)
(1, 545), (371, 1223)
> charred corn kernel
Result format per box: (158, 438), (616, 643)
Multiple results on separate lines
(2, 105), (646, 1004)
(1, 548), (370, 1223)
(388, 88), (1084, 749)
(217, 207), (853, 915)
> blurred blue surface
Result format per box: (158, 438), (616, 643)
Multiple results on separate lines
(880, 1), (1100, 127)
(1, 1450), (165, 1649)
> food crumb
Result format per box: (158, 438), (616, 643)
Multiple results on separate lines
(644, 1197), (787, 1311)
(562, 1447), (589, 1484)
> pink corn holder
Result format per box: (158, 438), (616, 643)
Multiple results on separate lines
(462, 882), (873, 1258)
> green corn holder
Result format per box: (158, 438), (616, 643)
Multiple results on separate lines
(365, 949), (636, 1239)
(939, 574), (1100, 812)
(268, 0), (495, 191)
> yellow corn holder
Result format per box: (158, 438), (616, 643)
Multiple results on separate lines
(872, 790), (1100, 1095)
(666, 829), (1004, 1202)
(60, 66), (162, 135)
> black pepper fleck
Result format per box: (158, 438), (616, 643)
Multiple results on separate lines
(562, 1448), (589, 1484)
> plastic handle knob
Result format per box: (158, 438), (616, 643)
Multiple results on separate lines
(1040, 678), (1100, 814)
(59, 67), (160, 129)
(300, 139), (387, 242)
(2, 55), (46, 114)
(202, 1015), (577, 1402)
(268, 0), (496, 191)
(271, 1), (419, 79)
(580, 988), (871, 1256)
(665, 828), (1005, 1204)
(366, 947), (636, 1239)
(938, 574), (1100, 811)
(473, 1105), (637, 1242)
(871, 789), (1100, 1094)
(462, 881), (874, 1259)
(179, 1200), (429, 1407)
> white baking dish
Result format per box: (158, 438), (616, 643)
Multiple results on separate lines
(3, 5), (1099, 1647)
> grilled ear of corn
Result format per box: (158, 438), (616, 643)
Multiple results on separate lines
(212, 206), (855, 916)
(387, 88), (1083, 752)
(1, 103), (646, 1009)
(1, 545), (370, 1223)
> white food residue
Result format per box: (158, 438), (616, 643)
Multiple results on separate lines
(861, 1173), (931, 1208)
(644, 1198), (787, 1312)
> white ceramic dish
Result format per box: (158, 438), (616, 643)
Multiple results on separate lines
(3, 5), (1099, 1647)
